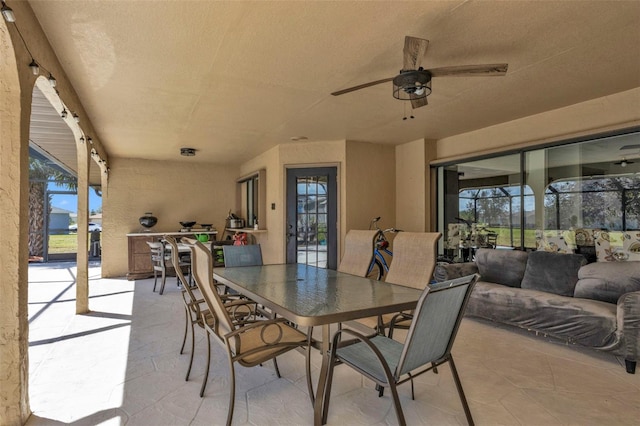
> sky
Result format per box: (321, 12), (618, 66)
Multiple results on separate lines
(49, 182), (102, 214)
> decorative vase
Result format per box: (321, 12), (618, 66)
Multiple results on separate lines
(139, 212), (158, 231)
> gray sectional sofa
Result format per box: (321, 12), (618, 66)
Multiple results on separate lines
(434, 248), (640, 373)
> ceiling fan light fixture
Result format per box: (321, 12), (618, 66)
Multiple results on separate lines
(614, 157), (635, 167)
(392, 70), (432, 101)
(180, 147), (196, 157)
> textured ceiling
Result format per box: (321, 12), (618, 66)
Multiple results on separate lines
(30, 86), (103, 186)
(27, 0), (640, 167)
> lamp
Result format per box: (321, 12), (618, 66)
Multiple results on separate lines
(614, 157), (635, 167)
(29, 59), (39, 75)
(48, 73), (56, 87)
(392, 69), (432, 101)
(180, 147), (196, 156)
(73, 112), (80, 123)
(1, 1), (15, 23)
(60, 108), (67, 119)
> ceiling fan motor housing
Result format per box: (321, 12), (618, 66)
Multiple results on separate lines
(393, 69), (432, 100)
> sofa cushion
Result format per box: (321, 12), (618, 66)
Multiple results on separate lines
(475, 248), (528, 288)
(574, 261), (640, 303)
(521, 251), (586, 296)
(466, 281), (618, 349)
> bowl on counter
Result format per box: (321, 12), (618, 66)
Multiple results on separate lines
(179, 221), (196, 230)
(200, 223), (213, 230)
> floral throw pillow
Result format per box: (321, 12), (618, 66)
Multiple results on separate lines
(595, 231), (640, 262)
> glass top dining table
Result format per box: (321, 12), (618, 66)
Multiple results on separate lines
(213, 263), (423, 425)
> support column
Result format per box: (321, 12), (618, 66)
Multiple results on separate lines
(0, 23), (31, 424)
(76, 137), (90, 313)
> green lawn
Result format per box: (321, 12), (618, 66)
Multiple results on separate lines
(48, 233), (90, 253)
(487, 227), (537, 249)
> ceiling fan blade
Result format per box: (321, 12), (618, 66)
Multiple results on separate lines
(403, 36), (429, 70)
(410, 94), (428, 109)
(428, 63), (508, 77)
(331, 77), (395, 96)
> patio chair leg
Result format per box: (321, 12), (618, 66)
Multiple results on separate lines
(388, 381), (406, 426)
(226, 355), (236, 426)
(408, 372), (414, 400)
(152, 271), (158, 292)
(448, 355), (474, 426)
(200, 331), (211, 398)
(273, 358), (281, 378)
(321, 350), (338, 425)
(185, 319), (196, 381)
(159, 269), (167, 295)
(180, 306), (189, 354)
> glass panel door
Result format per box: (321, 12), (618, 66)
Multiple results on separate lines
(286, 167), (337, 269)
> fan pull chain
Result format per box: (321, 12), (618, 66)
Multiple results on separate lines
(402, 103), (415, 120)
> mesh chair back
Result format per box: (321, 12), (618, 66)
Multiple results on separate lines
(146, 241), (166, 271)
(384, 232), (442, 289)
(164, 236), (192, 293)
(396, 274), (478, 377)
(337, 230), (378, 277)
(190, 241), (237, 346)
(222, 244), (263, 267)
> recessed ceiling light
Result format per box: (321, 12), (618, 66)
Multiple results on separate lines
(290, 136), (309, 142)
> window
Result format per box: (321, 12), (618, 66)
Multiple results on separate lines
(238, 170), (266, 229)
(436, 129), (640, 253)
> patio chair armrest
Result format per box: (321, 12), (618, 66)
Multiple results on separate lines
(224, 299), (259, 321)
(388, 311), (414, 336)
(330, 328), (397, 384)
(224, 317), (295, 339)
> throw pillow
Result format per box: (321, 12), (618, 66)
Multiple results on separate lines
(521, 251), (586, 296)
(475, 248), (528, 288)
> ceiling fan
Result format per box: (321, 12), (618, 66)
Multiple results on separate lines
(614, 157), (635, 167)
(331, 36), (508, 109)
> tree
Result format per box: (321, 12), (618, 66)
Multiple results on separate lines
(29, 157), (77, 258)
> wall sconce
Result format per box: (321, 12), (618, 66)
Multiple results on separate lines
(73, 112), (80, 123)
(1, 1), (15, 23)
(29, 59), (39, 75)
(48, 73), (56, 87)
(60, 108), (67, 119)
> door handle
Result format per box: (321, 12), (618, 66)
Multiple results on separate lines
(286, 224), (295, 242)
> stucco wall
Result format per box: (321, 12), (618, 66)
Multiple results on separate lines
(101, 157), (239, 277)
(395, 139), (426, 232)
(239, 145), (281, 264)
(436, 88), (640, 162)
(345, 141), (395, 232)
(240, 140), (399, 264)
